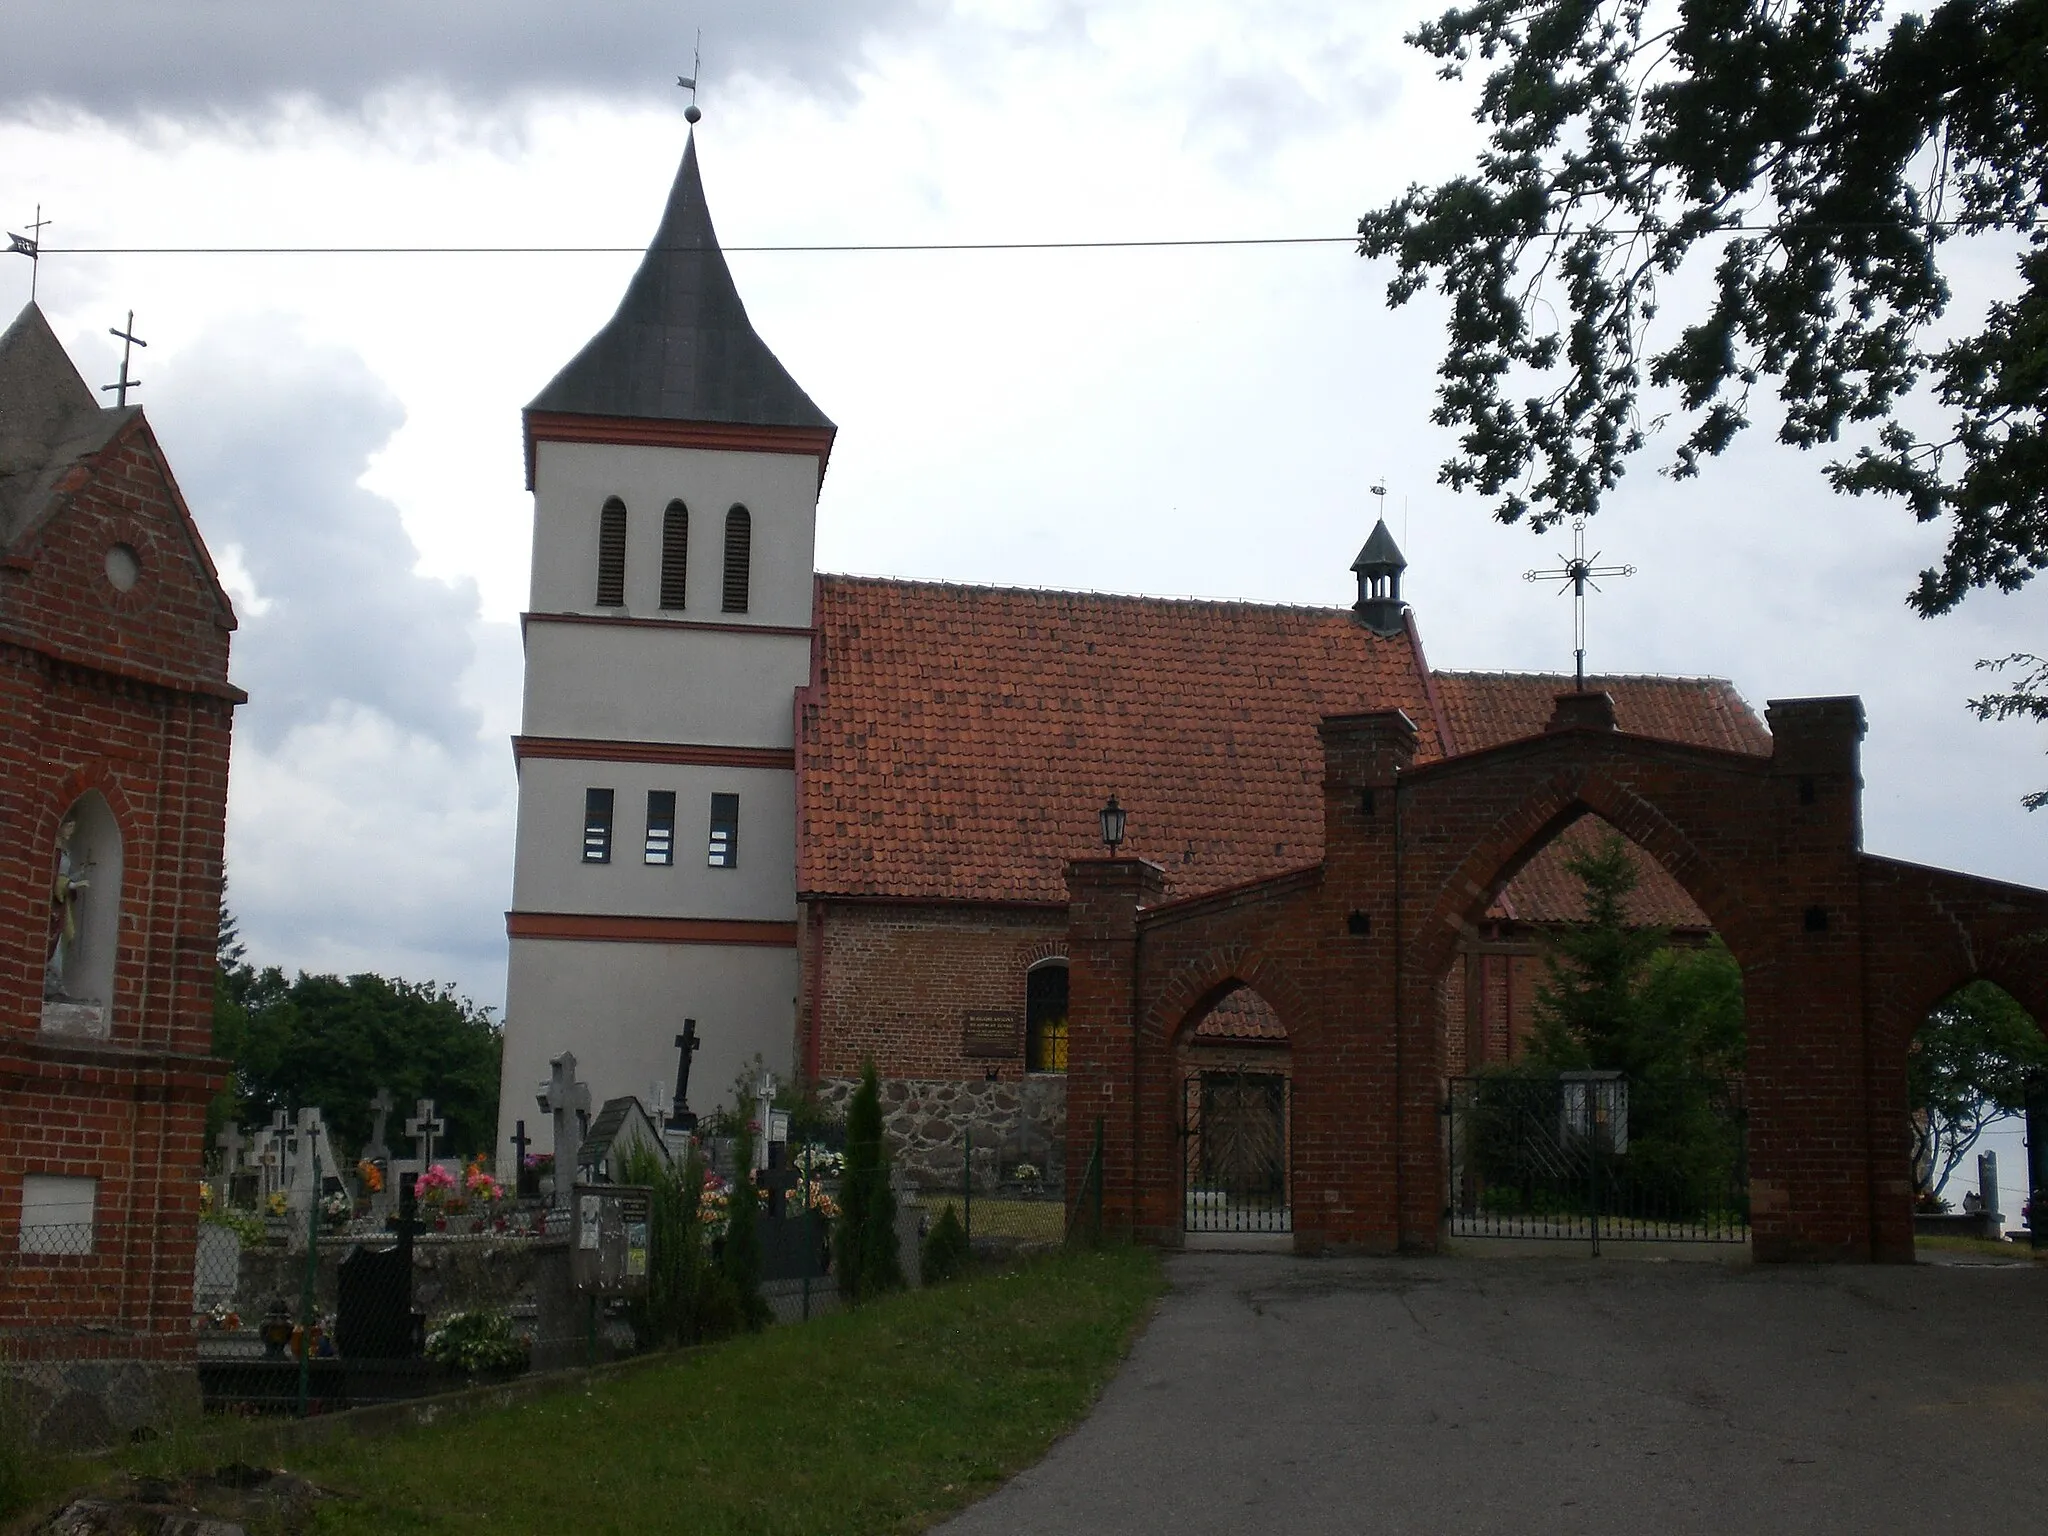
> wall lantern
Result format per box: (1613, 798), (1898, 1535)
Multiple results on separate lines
(1099, 795), (1127, 852)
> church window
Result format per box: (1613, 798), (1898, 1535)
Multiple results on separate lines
(582, 788), (614, 863)
(660, 501), (689, 609)
(596, 498), (627, 607)
(1026, 961), (1069, 1073)
(644, 790), (676, 866)
(708, 792), (740, 868)
(722, 506), (751, 614)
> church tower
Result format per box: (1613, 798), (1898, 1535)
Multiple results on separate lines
(499, 129), (833, 1165)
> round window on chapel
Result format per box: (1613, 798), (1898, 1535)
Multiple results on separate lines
(104, 543), (141, 592)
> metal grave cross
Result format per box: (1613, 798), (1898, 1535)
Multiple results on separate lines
(102, 310), (147, 406)
(406, 1098), (445, 1169)
(669, 1020), (701, 1131)
(1524, 518), (1635, 692)
(511, 1118), (530, 1170)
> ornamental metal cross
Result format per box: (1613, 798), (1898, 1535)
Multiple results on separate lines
(102, 310), (147, 406)
(1524, 518), (1635, 692)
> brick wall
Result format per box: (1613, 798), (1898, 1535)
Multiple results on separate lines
(0, 410), (235, 1440)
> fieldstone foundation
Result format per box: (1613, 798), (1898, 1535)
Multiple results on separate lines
(5, 1357), (199, 1450)
(819, 1075), (1067, 1194)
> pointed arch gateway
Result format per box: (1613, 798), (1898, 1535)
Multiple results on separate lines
(1177, 982), (1292, 1235)
(1066, 692), (2048, 1262)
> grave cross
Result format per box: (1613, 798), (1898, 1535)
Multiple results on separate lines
(364, 1087), (394, 1161)
(669, 1019), (701, 1131)
(405, 1098), (444, 1170)
(1523, 517), (1636, 692)
(544, 1052), (592, 1178)
(511, 1118), (530, 1170)
(759, 1162), (798, 1220)
(213, 1123), (244, 1203)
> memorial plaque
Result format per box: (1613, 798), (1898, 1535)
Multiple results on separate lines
(960, 1008), (1018, 1059)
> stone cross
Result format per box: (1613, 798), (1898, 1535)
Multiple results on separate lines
(754, 1070), (776, 1173)
(406, 1098), (444, 1170)
(213, 1123), (244, 1205)
(285, 1108), (327, 1252)
(545, 1052), (592, 1185)
(669, 1020), (701, 1131)
(364, 1087), (394, 1163)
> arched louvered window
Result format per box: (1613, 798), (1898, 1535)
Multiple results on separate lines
(595, 498), (627, 608)
(660, 500), (689, 610)
(722, 505), (752, 614)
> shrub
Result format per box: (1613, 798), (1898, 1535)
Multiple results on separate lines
(721, 1131), (771, 1332)
(424, 1309), (529, 1373)
(920, 1202), (972, 1285)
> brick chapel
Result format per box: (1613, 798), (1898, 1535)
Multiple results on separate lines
(0, 302), (238, 1435)
(493, 129), (1763, 1188)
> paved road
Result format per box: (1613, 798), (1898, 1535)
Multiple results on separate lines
(939, 1250), (2048, 1534)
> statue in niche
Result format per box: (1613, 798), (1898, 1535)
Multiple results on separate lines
(44, 817), (92, 1002)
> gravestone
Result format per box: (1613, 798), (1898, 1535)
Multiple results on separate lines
(361, 1088), (395, 1216)
(211, 1123), (244, 1211)
(336, 1180), (423, 1361)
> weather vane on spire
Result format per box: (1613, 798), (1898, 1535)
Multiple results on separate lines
(8, 205), (50, 301)
(1369, 480), (1387, 523)
(677, 31), (703, 123)
(1524, 518), (1634, 693)
(102, 310), (147, 407)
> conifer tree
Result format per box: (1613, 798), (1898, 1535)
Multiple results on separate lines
(721, 1130), (770, 1331)
(1526, 835), (1669, 1074)
(835, 1060), (904, 1301)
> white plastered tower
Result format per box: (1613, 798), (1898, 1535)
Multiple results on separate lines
(498, 128), (834, 1167)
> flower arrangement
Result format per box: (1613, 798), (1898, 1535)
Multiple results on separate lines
(464, 1159), (505, 1206)
(523, 1152), (554, 1172)
(200, 1303), (242, 1333)
(320, 1188), (352, 1226)
(697, 1170), (732, 1238)
(356, 1159), (384, 1195)
(795, 1183), (840, 1221)
(792, 1146), (844, 1182)
(265, 1190), (289, 1218)
(416, 1164), (459, 1207)
(1014, 1162), (1042, 1186)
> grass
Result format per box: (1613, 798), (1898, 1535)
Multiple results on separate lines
(278, 1245), (1161, 1536)
(1915, 1234), (2045, 1262)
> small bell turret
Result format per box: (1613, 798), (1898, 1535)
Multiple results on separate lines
(1351, 519), (1408, 636)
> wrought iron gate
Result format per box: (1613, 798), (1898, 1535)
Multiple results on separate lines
(1444, 1072), (1748, 1251)
(1183, 1068), (1290, 1233)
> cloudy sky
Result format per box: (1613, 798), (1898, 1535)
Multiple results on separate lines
(2, 0), (2041, 1017)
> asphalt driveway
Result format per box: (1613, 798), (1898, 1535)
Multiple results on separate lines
(939, 1249), (2048, 1534)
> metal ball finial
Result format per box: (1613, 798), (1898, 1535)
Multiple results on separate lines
(685, 103), (701, 124)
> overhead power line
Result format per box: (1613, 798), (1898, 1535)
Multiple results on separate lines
(26, 214), (2037, 258)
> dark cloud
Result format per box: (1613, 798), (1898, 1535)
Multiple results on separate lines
(145, 320), (481, 749)
(0, 1), (924, 122)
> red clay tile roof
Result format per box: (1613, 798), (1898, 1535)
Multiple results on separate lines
(1430, 672), (1771, 757)
(1495, 816), (1710, 929)
(799, 581), (1763, 927)
(800, 577), (1447, 903)
(1192, 985), (1288, 1041)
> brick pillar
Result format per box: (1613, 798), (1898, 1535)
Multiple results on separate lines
(1064, 856), (1167, 1239)
(1312, 709), (1418, 1253)
(1756, 696), (1874, 1260)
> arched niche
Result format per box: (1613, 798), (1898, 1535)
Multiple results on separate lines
(42, 791), (123, 1038)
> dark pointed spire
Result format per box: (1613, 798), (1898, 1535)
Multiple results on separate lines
(528, 133), (833, 432)
(1351, 518), (1408, 636)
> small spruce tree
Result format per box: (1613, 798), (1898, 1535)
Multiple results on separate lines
(920, 1201), (971, 1285)
(835, 1060), (904, 1302)
(721, 1130), (771, 1332)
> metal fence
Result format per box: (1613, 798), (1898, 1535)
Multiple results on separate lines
(1182, 1067), (1291, 1234)
(1444, 1072), (1749, 1251)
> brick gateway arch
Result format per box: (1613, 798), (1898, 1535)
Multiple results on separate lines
(1064, 691), (2048, 1262)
